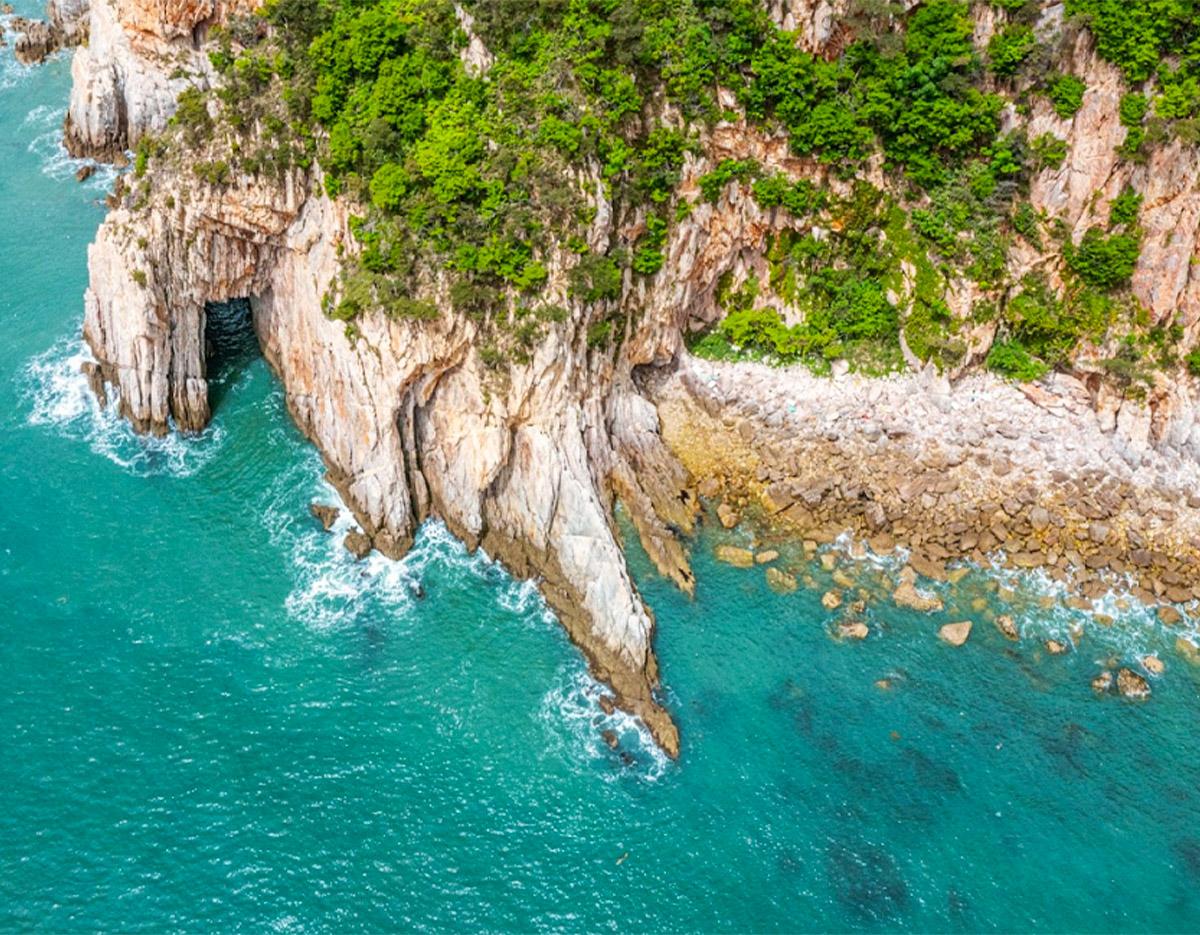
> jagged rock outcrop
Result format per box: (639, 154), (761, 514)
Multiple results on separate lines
(71, 0), (1200, 753)
(4, 0), (88, 65)
(64, 0), (254, 157)
(83, 165), (696, 755)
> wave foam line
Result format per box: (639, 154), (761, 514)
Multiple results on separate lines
(24, 110), (123, 192)
(23, 337), (224, 477)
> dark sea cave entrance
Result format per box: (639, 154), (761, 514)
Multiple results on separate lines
(204, 298), (259, 414)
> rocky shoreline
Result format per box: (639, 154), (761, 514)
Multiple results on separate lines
(649, 353), (1200, 641)
(33, 0), (1200, 757)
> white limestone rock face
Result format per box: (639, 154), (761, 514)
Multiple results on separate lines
(64, 0), (254, 158)
(82, 164), (688, 755)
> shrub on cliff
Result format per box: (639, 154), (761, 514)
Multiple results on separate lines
(986, 339), (1048, 381)
(1046, 73), (1086, 118)
(988, 24), (1036, 76)
(1065, 227), (1141, 289)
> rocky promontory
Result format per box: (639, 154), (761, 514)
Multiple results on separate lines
(45, 0), (1200, 754)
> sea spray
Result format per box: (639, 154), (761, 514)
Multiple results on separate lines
(23, 104), (121, 191)
(538, 665), (672, 783)
(23, 337), (225, 477)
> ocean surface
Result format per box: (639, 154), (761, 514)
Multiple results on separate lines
(3, 16), (1200, 932)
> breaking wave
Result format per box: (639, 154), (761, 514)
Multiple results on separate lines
(22, 337), (225, 477)
(24, 104), (122, 191)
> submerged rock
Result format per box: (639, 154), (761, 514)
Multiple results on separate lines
(822, 589), (843, 610)
(1091, 670), (1113, 693)
(1045, 639), (1069, 655)
(343, 529), (372, 560)
(1176, 637), (1200, 666)
(765, 566), (797, 593)
(1116, 668), (1151, 699)
(995, 614), (1019, 641)
(1141, 655), (1165, 675)
(1158, 606), (1184, 626)
(755, 549), (780, 564)
(601, 729), (619, 750)
(832, 568), (856, 589)
(715, 544), (754, 568)
(838, 620), (869, 640)
(893, 581), (943, 613)
(938, 621), (972, 646)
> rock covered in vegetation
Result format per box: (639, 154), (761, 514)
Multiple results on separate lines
(71, 0), (1200, 757)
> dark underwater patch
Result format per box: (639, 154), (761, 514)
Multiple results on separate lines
(826, 839), (909, 922)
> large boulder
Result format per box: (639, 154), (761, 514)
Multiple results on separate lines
(343, 529), (372, 560)
(938, 621), (973, 646)
(1116, 668), (1151, 699)
(715, 544), (754, 568)
(309, 502), (339, 531)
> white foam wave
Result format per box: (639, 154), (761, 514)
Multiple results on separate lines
(23, 337), (224, 477)
(24, 108), (123, 192)
(264, 462), (557, 637)
(538, 665), (671, 783)
(0, 23), (35, 91)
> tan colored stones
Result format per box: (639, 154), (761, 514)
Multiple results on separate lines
(1045, 639), (1068, 655)
(939, 621), (973, 646)
(821, 589), (843, 610)
(893, 581), (943, 613)
(715, 545), (754, 568)
(838, 620), (869, 640)
(1158, 606), (1184, 626)
(832, 568), (855, 589)
(909, 555), (948, 581)
(1176, 637), (1200, 665)
(1116, 668), (1151, 699)
(1141, 655), (1165, 675)
(995, 614), (1019, 641)
(765, 567), (797, 593)
(1091, 670), (1113, 693)
(755, 549), (779, 564)
(717, 502), (740, 529)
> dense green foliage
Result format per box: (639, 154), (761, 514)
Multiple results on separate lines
(988, 24), (1036, 76)
(1046, 73), (1086, 118)
(151, 0), (1197, 380)
(1066, 227), (1141, 289)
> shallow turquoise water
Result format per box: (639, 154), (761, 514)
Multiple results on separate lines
(3, 24), (1200, 932)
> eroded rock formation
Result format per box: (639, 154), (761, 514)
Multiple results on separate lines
(65, 0), (1200, 753)
(64, 0), (255, 157)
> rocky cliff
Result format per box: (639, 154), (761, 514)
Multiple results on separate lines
(64, 0), (255, 157)
(69, 0), (1200, 752)
(83, 163), (698, 755)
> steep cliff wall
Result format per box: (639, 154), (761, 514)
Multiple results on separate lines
(64, 0), (253, 157)
(71, 0), (1200, 752)
(83, 163), (698, 755)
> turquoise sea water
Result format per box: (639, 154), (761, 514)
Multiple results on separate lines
(3, 23), (1200, 932)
